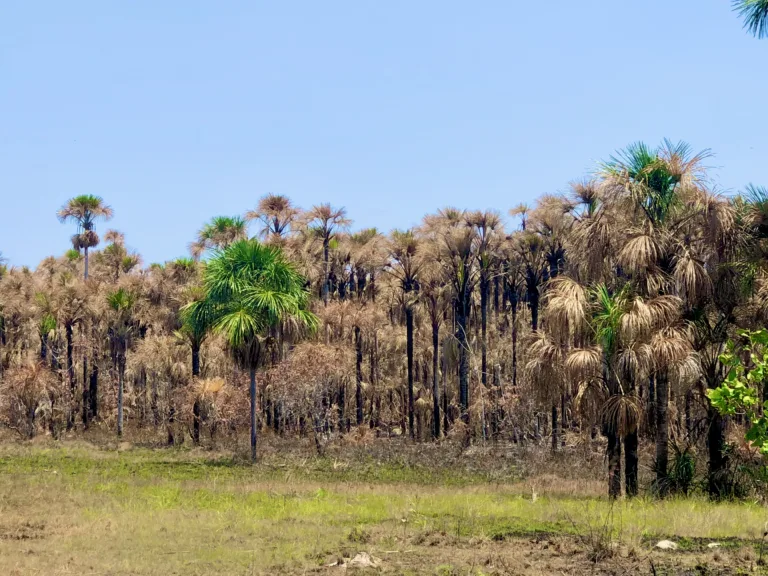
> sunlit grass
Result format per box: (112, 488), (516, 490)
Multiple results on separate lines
(0, 444), (766, 575)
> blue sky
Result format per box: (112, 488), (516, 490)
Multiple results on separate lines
(1, 1), (767, 267)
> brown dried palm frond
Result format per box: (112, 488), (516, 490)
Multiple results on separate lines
(645, 295), (682, 328)
(651, 327), (691, 369)
(617, 343), (653, 382)
(673, 247), (711, 305)
(620, 297), (653, 340)
(545, 276), (589, 337)
(573, 379), (609, 424)
(565, 347), (603, 382)
(602, 393), (641, 437)
(618, 233), (662, 275)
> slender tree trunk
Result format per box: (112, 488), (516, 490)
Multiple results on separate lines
(511, 293), (519, 388)
(480, 274), (488, 388)
(117, 353), (125, 437)
(406, 304), (415, 439)
(647, 375), (656, 438)
(607, 427), (621, 499)
(551, 404), (558, 452)
(624, 430), (638, 497)
(84, 246), (89, 280)
(707, 405), (729, 498)
(457, 296), (470, 426)
(192, 341), (201, 445)
(432, 320), (440, 439)
(40, 334), (48, 360)
(355, 326), (363, 426)
(250, 366), (257, 463)
(322, 238), (330, 306)
(81, 354), (89, 426)
(655, 371), (669, 492)
(89, 362), (98, 422)
(66, 323), (74, 431)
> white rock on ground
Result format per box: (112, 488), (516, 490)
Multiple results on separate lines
(707, 542), (721, 549)
(655, 540), (678, 550)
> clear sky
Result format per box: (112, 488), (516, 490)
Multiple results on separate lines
(1, 1), (767, 267)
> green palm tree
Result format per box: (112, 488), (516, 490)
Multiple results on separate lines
(57, 195), (113, 280)
(106, 288), (136, 438)
(190, 216), (248, 260)
(733, 0), (768, 38)
(178, 285), (214, 444)
(192, 239), (317, 462)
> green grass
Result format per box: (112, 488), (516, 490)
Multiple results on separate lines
(0, 444), (766, 575)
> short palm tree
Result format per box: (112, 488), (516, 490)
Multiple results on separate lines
(57, 195), (113, 280)
(190, 239), (317, 462)
(733, 0), (768, 38)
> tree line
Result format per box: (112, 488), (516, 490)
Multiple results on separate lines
(1, 140), (767, 499)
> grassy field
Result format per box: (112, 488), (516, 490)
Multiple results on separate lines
(0, 440), (766, 575)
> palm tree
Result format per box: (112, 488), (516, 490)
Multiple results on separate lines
(437, 219), (477, 427)
(420, 258), (449, 439)
(387, 230), (422, 439)
(245, 194), (299, 242)
(600, 140), (710, 486)
(57, 195), (113, 280)
(106, 287), (136, 438)
(178, 285), (213, 444)
(190, 216), (248, 260)
(733, 0), (768, 38)
(193, 239), (317, 462)
(299, 204), (351, 306)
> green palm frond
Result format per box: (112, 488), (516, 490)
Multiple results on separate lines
(733, 0), (768, 38)
(198, 238), (317, 368)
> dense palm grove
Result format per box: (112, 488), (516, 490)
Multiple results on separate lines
(1, 141), (768, 500)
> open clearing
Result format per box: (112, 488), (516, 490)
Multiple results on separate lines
(0, 441), (766, 575)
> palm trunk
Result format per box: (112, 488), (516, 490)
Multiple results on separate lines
(355, 326), (363, 426)
(647, 375), (656, 438)
(117, 353), (125, 437)
(607, 427), (621, 499)
(192, 341), (201, 444)
(89, 362), (98, 422)
(457, 295), (470, 426)
(250, 366), (257, 463)
(511, 290), (519, 387)
(655, 371), (669, 492)
(624, 430), (638, 497)
(40, 334), (48, 360)
(432, 320), (440, 439)
(551, 404), (558, 452)
(84, 246), (89, 280)
(65, 323), (74, 430)
(322, 238), (330, 306)
(480, 274), (488, 388)
(406, 305), (415, 439)
(707, 405), (728, 498)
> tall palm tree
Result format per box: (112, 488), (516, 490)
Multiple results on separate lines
(189, 216), (248, 260)
(57, 195), (113, 280)
(245, 194), (299, 242)
(600, 140), (710, 486)
(387, 230), (422, 439)
(733, 0), (768, 38)
(192, 239), (317, 462)
(106, 287), (136, 438)
(299, 204), (351, 306)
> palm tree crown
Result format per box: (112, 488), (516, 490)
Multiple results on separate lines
(733, 0), (768, 38)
